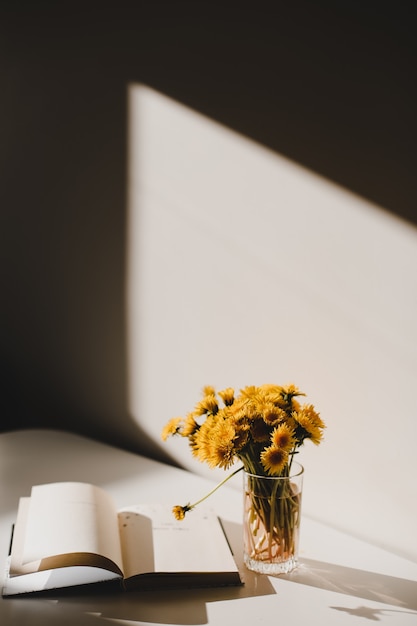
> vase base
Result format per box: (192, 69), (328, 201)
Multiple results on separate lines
(244, 553), (299, 575)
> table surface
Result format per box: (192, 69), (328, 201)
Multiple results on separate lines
(1, 429), (416, 626)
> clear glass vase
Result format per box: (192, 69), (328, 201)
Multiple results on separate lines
(243, 463), (304, 575)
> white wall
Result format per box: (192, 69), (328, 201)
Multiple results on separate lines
(127, 84), (417, 561)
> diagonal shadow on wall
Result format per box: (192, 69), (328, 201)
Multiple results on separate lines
(1, 3), (415, 460)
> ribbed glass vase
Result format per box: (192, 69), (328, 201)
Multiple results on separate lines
(243, 463), (304, 575)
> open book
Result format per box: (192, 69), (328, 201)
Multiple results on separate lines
(2, 482), (242, 596)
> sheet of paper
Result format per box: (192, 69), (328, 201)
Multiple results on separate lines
(21, 482), (123, 570)
(118, 504), (237, 579)
(9, 497), (36, 575)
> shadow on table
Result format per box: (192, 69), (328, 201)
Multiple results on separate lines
(3, 520), (417, 625)
(283, 557), (417, 612)
(329, 604), (417, 622)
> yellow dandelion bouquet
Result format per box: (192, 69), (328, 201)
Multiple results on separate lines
(162, 383), (325, 574)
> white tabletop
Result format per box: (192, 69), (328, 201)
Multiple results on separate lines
(1, 429), (416, 625)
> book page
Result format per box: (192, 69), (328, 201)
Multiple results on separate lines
(20, 482), (123, 572)
(9, 497), (36, 575)
(118, 504), (238, 580)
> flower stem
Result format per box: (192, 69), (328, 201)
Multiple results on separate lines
(188, 465), (244, 510)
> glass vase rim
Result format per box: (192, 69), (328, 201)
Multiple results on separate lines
(244, 461), (304, 480)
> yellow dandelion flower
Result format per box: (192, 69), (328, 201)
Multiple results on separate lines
(182, 412), (199, 437)
(239, 386), (259, 400)
(242, 402), (261, 421)
(264, 392), (286, 408)
(229, 404), (248, 425)
(218, 387), (235, 406)
(195, 395), (219, 416)
(260, 446), (289, 475)
(161, 417), (183, 441)
(172, 504), (193, 520)
(293, 407), (324, 445)
(263, 403), (286, 426)
(203, 385), (216, 396)
(302, 404), (326, 429)
(281, 383), (305, 400)
(206, 420), (237, 470)
(271, 423), (295, 451)
(191, 418), (215, 463)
